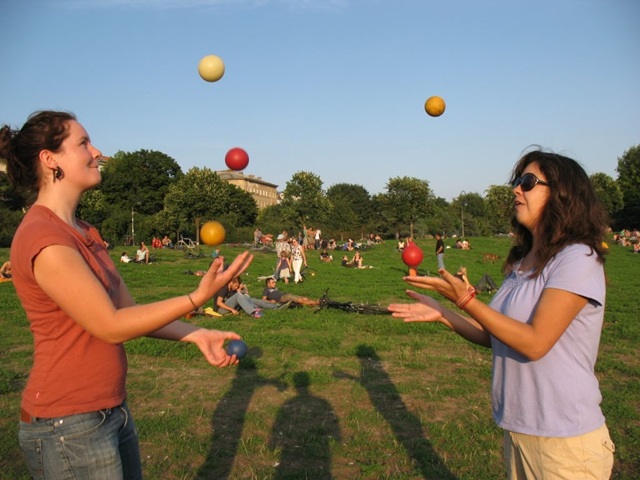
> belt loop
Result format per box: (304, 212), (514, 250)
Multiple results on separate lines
(20, 407), (36, 423)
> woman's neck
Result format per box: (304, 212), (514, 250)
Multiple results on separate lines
(34, 190), (80, 229)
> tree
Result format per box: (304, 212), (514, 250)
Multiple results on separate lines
(417, 197), (452, 238)
(325, 183), (374, 239)
(257, 204), (292, 236)
(224, 184), (258, 228)
(77, 189), (109, 231)
(590, 173), (623, 221)
(484, 185), (514, 235)
(376, 177), (434, 238)
(615, 145), (640, 228)
(450, 191), (486, 237)
(280, 172), (332, 228)
(159, 167), (231, 241)
(0, 171), (26, 247)
(99, 149), (183, 216)
(158, 167), (258, 243)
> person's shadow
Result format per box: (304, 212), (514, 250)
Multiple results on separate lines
(335, 344), (458, 480)
(269, 371), (341, 480)
(196, 347), (287, 480)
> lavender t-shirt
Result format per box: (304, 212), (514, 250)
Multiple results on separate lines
(489, 244), (606, 437)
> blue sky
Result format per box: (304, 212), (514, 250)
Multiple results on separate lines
(2, 0), (639, 202)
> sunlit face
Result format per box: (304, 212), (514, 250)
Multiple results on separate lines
(52, 120), (102, 191)
(267, 278), (276, 287)
(513, 161), (550, 235)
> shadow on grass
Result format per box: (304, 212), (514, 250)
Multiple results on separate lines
(269, 371), (341, 480)
(195, 348), (286, 480)
(336, 344), (458, 480)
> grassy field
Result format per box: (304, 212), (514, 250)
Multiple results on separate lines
(0, 237), (638, 479)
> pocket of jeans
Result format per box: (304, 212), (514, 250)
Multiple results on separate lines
(18, 436), (44, 479)
(53, 410), (108, 440)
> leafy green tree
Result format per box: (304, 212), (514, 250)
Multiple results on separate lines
(450, 192), (486, 237)
(0, 172), (26, 246)
(417, 197), (451, 238)
(484, 185), (514, 235)
(99, 149), (183, 216)
(0, 171), (26, 211)
(590, 172), (623, 222)
(325, 183), (374, 239)
(158, 167), (257, 243)
(376, 176), (434, 238)
(77, 189), (109, 229)
(614, 145), (640, 228)
(225, 184), (258, 228)
(280, 172), (332, 228)
(256, 204), (292, 236)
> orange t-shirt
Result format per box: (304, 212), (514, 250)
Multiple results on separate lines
(11, 205), (127, 418)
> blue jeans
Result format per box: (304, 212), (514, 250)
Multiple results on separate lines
(219, 293), (277, 314)
(437, 253), (445, 270)
(250, 296), (278, 310)
(219, 292), (257, 315)
(19, 402), (142, 480)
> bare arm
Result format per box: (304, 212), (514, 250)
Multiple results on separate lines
(33, 247), (252, 344)
(403, 269), (588, 360)
(389, 290), (491, 347)
(215, 294), (239, 315)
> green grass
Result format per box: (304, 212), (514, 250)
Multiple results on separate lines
(1, 237), (638, 479)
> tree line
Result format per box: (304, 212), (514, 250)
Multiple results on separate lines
(1, 145), (638, 247)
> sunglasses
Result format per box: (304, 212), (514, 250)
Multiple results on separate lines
(512, 172), (549, 192)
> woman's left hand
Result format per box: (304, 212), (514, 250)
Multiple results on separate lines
(188, 328), (242, 367)
(192, 252), (253, 306)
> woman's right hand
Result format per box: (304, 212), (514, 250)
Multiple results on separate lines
(402, 268), (469, 305)
(388, 290), (445, 323)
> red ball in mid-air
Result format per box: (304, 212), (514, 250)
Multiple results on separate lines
(225, 147), (249, 171)
(402, 244), (424, 267)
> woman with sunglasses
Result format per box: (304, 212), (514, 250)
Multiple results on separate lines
(389, 149), (614, 479)
(2, 111), (253, 479)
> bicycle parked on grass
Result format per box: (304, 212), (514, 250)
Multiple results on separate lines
(315, 289), (390, 315)
(175, 236), (204, 259)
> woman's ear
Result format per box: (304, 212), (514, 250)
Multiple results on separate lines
(39, 149), (58, 171)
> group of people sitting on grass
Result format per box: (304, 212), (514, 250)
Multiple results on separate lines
(210, 275), (319, 318)
(341, 251), (373, 268)
(120, 242), (151, 264)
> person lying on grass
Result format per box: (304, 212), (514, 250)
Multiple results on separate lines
(261, 277), (319, 307)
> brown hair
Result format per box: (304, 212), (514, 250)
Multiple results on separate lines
(504, 148), (609, 277)
(0, 111), (76, 197)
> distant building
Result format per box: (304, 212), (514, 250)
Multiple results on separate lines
(98, 155), (110, 170)
(216, 170), (279, 209)
(0, 157), (108, 174)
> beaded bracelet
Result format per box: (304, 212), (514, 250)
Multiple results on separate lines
(455, 287), (476, 309)
(187, 294), (198, 310)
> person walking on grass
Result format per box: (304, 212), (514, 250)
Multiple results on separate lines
(290, 238), (308, 284)
(434, 232), (445, 270)
(1, 110), (253, 479)
(390, 149), (615, 479)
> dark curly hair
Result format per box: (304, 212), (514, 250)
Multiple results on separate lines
(504, 148), (609, 277)
(0, 111), (76, 198)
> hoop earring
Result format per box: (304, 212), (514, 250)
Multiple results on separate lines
(53, 166), (64, 182)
